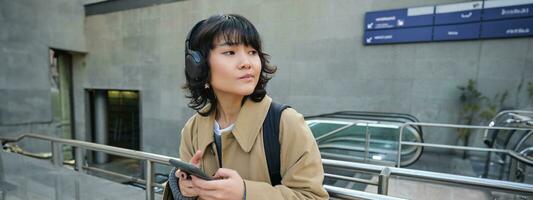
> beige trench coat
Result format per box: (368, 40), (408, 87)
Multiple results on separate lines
(163, 96), (328, 199)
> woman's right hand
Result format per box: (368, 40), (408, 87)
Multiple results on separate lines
(175, 150), (203, 197)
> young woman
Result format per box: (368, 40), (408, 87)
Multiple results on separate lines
(163, 14), (328, 200)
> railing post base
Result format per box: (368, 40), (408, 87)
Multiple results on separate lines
(378, 167), (391, 195)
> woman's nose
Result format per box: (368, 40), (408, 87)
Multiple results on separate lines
(238, 52), (252, 70)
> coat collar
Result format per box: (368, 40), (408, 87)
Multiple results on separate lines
(196, 96), (272, 153)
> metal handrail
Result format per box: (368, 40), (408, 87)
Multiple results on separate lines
(0, 133), (172, 200)
(319, 142), (422, 167)
(324, 185), (407, 200)
(397, 122), (533, 167)
(322, 159), (533, 195)
(0, 133), (172, 164)
(319, 142), (417, 156)
(321, 152), (396, 166)
(0, 133), (397, 200)
(319, 136), (419, 153)
(312, 120), (423, 166)
(401, 141), (533, 165)
(488, 110), (533, 126)
(483, 110), (533, 141)
(520, 147), (533, 157)
(508, 113), (533, 125)
(325, 166), (392, 195)
(3, 133), (533, 198)
(315, 123), (355, 142)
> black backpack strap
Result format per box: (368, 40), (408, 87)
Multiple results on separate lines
(263, 101), (290, 186)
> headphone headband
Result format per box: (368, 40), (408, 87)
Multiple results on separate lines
(185, 19), (207, 80)
(185, 19), (206, 55)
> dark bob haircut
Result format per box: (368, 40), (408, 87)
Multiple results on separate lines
(183, 14), (277, 116)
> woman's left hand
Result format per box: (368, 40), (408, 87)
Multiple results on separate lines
(191, 168), (245, 200)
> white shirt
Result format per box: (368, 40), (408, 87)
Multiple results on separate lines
(214, 120), (235, 136)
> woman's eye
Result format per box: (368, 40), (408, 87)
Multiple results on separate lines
(249, 50), (258, 55)
(222, 51), (235, 55)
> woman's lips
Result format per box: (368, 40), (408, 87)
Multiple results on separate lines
(239, 74), (253, 79)
(238, 74), (254, 82)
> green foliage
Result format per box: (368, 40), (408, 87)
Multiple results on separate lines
(457, 80), (509, 145)
(457, 80), (481, 144)
(456, 79), (532, 159)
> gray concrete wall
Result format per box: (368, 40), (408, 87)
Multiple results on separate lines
(0, 0), (87, 151)
(80, 0), (532, 158)
(1, 0), (532, 158)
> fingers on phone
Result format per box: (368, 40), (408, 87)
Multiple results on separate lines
(190, 150), (202, 166)
(176, 170), (191, 180)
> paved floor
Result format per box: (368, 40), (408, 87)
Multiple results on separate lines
(0, 152), (162, 200)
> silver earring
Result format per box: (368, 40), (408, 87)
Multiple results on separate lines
(205, 83), (210, 89)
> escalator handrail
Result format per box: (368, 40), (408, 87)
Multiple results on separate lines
(398, 122), (533, 167)
(310, 120), (424, 167)
(312, 121), (421, 143)
(306, 114), (424, 136)
(319, 141), (423, 167)
(321, 136), (420, 151)
(307, 113), (418, 128)
(514, 130), (533, 152)
(483, 110), (533, 144)
(318, 143), (418, 156)
(519, 147), (533, 158)
(307, 111), (420, 123)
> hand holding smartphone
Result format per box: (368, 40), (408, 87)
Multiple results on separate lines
(169, 159), (213, 180)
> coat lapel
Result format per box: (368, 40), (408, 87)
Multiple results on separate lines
(196, 106), (215, 155)
(232, 96), (272, 152)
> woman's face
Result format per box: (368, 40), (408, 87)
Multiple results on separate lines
(208, 37), (261, 98)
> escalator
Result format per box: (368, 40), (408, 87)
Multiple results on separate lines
(483, 110), (533, 183)
(306, 111), (424, 167)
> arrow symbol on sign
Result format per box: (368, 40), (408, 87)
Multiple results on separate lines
(367, 22), (374, 29)
(366, 37), (373, 43)
(397, 19), (404, 26)
(461, 12), (472, 18)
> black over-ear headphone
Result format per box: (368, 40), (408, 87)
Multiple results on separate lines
(185, 20), (206, 80)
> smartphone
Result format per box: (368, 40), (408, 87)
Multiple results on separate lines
(169, 159), (213, 180)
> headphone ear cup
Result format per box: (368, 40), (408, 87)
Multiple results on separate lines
(185, 50), (204, 80)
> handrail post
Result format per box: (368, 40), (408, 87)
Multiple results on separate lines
(397, 125), (405, 168)
(378, 167), (391, 195)
(145, 160), (154, 200)
(51, 141), (63, 167)
(75, 147), (85, 172)
(364, 123), (370, 162)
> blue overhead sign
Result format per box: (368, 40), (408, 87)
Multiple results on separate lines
(365, 6), (434, 30)
(364, 27), (433, 45)
(433, 23), (481, 41)
(481, 17), (533, 38)
(435, 1), (483, 25)
(363, 1), (533, 45)
(483, 0), (533, 21)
